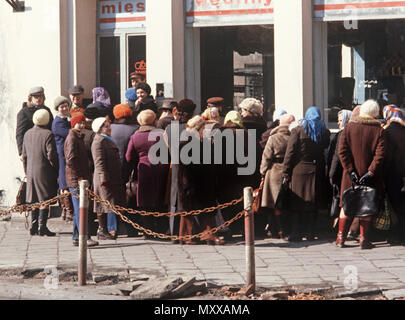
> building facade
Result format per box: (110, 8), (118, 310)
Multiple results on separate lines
(1, 0), (405, 204)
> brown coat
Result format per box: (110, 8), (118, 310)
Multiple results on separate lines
(338, 116), (385, 203)
(22, 126), (58, 203)
(283, 125), (330, 211)
(64, 129), (91, 188)
(260, 125), (291, 208)
(91, 134), (125, 213)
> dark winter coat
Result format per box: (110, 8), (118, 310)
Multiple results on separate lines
(126, 126), (169, 208)
(91, 134), (126, 213)
(52, 115), (71, 190)
(133, 96), (158, 123)
(157, 114), (175, 130)
(241, 115), (268, 189)
(82, 128), (96, 174)
(111, 119), (139, 183)
(16, 102), (54, 156)
(384, 121), (405, 213)
(260, 125), (291, 208)
(338, 117), (385, 205)
(283, 125), (330, 211)
(64, 129), (91, 188)
(22, 126), (58, 203)
(329, 131), (344, 187)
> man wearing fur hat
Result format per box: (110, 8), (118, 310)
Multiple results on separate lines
(16, 87), (54, 160)
(22, 109), (58, 236)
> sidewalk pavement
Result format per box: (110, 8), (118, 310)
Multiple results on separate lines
(1, 215), (405, 297)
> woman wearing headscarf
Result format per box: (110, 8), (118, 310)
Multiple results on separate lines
(336, 100), (385, 249)
(92, 87), (112, 108)
(22, 109), (58, 236)
(260, 114), (296, 238)
(126, 110), (169, 238)
(383, 105), (405, 244)
(282, 106), (331, 242)
(52, 96), (74, 222)
(91, 117), (126, 239)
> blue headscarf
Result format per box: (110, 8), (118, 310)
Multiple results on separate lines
(299, 106), (327, 144)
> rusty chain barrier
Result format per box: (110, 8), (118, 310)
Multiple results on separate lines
(0, 183), (262, 242)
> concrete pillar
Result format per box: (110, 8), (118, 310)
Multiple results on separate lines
(274, 0), (313, 119)
(313, 21), (328, 121)
(146, 0), (185, 100)
(185, 27), (201, 112)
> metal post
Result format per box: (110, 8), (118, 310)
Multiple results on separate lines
(78, 180), (89, 286)
(244, 187), (255, 292)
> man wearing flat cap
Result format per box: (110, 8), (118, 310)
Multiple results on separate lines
(16, 86), (54, 159)
(207, 97), (226, 124)
(69, 85), (86, 117)
(130, 72), (146, 89)
(157, 100), (177, 130)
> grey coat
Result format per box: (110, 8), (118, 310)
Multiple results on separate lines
(91, 134), (125, 213)
(22, 126), (59, 203)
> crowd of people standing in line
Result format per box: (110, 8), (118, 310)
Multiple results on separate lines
(16, 73), (405, 249)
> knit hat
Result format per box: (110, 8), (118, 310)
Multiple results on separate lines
(33, 109), (50, 126)
(92, 117), (107, 133)
(135, 82), (151, 96)
(177, 99), (196, 114)
(360, 100), (380, 119)
(239, 98), (264, 116)
(187, 115), (205, 131)
(279, 114), (295, 126)
(71, 113), (86, 129)
(224, 111), (243, 128)
(137, 110), (156, 126)
(125, 88), (137, 102)
(273, 108), (287, 121)
(54, 96), (71, 111)
(113, 104), (132, 119)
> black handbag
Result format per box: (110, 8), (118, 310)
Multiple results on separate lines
(16, 177), (27, 205)
(342, 183), (379, 218)
(330, 184), (340, 219)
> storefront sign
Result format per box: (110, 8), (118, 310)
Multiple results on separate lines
(314, 0), (405, 21)
(186, 0), (274, 27)
(99, 0), (146, 30)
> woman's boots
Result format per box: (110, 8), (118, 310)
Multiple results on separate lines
(97, 213), (115, 240)
(38, 209), (56, 237)
(60, 193), (74, 222)
(335, 216), (353, 248)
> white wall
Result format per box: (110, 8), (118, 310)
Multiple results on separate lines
(0, 0), (62, 205)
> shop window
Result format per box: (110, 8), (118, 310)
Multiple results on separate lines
(128, 35), (146, 88)
(100, 36), (121, 106)
(201, 26), (274, 120)
(326, 20), (405, 123)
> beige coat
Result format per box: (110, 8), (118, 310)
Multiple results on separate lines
(260, 125), (291, 208)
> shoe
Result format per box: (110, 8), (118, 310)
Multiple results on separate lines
(39, 227), (56, 237)
(181, 240), (199, 245)
(73, 239), (79, 247)
(98, 231), (115, 240)
(206, 237), (225, 245)
(30, 229), (38, 236)
(109, 231), (117, 240)
(346, 231), (358, 241)
(87, 239), (99, 247)
(360, 241), (375, 250)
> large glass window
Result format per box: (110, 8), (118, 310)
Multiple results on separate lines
(326, 19), (405, 123)
(128, 35), (146, 87)
(200, 26), (274, 121)
(99, 36), (121, 105)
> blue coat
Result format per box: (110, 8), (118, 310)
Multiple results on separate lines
(52, 115), (70, 189)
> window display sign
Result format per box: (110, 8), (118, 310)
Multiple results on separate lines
(186, 0), (274, 27)
(314, 0), (405, 21)
(99, 0), (146, 30)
